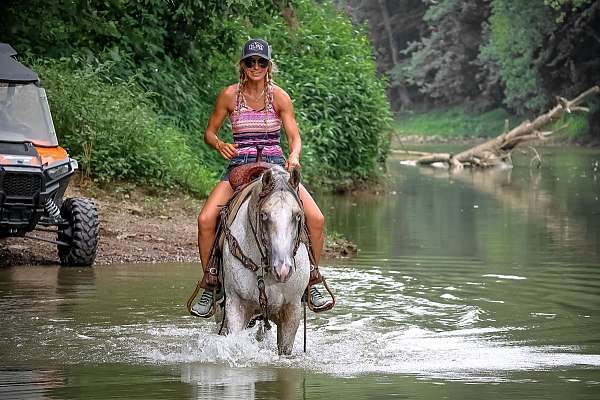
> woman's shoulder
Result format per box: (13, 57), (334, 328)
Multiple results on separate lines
(221, 83), (239, 98)
(271, 84), (289, 97)
(271, 84), (292, 105)
(215, 84), (239, 112)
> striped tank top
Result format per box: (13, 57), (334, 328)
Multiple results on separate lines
(229, 84), (284, 157)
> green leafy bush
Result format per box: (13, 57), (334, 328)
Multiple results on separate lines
(1, 0), (392, 189)
(267, 0), (392, 184)
(121, 0), (393, 186)
(481, 0), (557, 112)
(402, 0), (492, 107)
(394, 107), (519, 138)
(38, 60), (216, 195)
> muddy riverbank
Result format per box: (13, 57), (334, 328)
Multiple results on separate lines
(0, 184), (357, 267)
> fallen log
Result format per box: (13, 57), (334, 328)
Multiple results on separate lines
(408, 86), (599, 169)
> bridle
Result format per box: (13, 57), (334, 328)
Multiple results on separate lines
(249, 174), (305, 273)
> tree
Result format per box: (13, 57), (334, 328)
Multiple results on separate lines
(399, 86), (600, 169)
(402, 0), (495, 109)
(342, 0), (426, 110)
(538, 0), (600, 138)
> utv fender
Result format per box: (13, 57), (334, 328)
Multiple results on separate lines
(58, 197), (99, 266)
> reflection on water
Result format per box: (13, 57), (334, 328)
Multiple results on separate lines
(182, 364), (302, 400)
(1, 147), (600, 399)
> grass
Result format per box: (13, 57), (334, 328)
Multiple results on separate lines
(548, 112), (589, 138)
(392, 106), (589, 139)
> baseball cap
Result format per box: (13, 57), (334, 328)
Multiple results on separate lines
(240, 39), (271, 61)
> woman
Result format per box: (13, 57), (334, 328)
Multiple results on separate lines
(191, 39), (332, 317)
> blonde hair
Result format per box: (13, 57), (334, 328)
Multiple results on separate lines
(234, 61), (277, 123)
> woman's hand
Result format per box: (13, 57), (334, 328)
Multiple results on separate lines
(217, 141), (238, 160)
(286, 153), (301, 171)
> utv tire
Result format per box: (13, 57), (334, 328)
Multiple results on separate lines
(57, 197), (99, 266)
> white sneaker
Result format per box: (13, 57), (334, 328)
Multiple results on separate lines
(190, 290), (214, 318)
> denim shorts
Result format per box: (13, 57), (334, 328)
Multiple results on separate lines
(221, 154), (286, 181)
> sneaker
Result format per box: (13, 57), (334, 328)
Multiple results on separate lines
(309, 286), (328, 309)
(190, 290), (214, 318)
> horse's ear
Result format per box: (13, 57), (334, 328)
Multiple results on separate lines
(262, 168), (273, 188)
(289, 167), (300, 189)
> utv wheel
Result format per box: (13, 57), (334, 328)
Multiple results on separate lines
(57, 197), (99, 266)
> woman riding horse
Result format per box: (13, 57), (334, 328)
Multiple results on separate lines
(191, 38), (333, 317)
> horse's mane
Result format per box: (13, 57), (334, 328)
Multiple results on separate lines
(247, 165), (298, 216)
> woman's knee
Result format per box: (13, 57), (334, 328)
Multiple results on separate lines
(197, 209), (217, 234)
(307, 208), (325, 232)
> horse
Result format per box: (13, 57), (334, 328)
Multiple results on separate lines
(220, 165), (310, 355)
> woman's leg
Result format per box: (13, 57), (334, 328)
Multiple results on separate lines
(298, 184), (325, 266)
(197, 181), (235, 270)
(191, 181), (235, 318)
(298, 184), (333, 311)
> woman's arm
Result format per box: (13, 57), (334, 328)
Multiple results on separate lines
(204, 87), (238, 160)
(275, 87), (302, 170)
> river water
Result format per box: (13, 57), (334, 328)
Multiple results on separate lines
(1, 147), (599, 399)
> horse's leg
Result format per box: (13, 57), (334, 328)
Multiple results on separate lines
(224, 295), (247, 334)
(276, 303), (301, 356)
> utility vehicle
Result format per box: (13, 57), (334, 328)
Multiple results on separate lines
(0, 43), (99, 265)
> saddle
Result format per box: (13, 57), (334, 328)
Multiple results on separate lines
(228, 145), (276, 190)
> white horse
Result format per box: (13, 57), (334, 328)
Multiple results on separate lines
(221, 166), (310, 355)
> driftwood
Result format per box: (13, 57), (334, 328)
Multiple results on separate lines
(399, 86), (600, 170)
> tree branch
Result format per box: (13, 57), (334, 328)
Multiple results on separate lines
(408, 86), (600, 169)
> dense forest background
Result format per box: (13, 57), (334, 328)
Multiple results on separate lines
(338, 0), (600, 137)
(337, 0), (600, 137)
(0, 0), (391, 195)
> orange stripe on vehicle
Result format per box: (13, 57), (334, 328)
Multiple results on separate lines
(36, 146), (68, 165)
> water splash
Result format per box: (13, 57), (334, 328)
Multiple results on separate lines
(95, 265), (600, 382)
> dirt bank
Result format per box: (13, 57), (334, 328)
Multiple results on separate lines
(0, 184), (357, 267)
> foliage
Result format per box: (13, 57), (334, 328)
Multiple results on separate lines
(400, 0), (495, 108)
(480, 0), (557, 113)
(544, 0), (593, 21)
(267, 1), (392, 184)
(393, 107), (519, 138)
(394, 105), (588, 139)
(37, 60), (216, 195)
(341, 0), (599, 139)
(0, 0), (392, 189)
(547, 112), (589, 138)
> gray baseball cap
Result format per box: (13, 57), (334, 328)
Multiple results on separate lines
(240, 39), (271, 60)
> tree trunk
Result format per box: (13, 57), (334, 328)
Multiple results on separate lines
(278, 0), (299, 29)
(377, 0), (399, 65)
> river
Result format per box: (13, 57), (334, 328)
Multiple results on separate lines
(1, 147), (599, 399)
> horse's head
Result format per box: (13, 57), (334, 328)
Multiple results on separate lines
(253, 166), (303, 283)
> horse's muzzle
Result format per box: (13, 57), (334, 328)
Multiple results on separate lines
(273, 263), (293, 282)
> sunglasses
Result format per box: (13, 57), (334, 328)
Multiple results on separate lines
(243, 57), (269, 68)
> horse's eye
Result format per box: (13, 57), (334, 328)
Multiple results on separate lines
(295, 213), (302, 222)
(260, 211), (269, 222)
